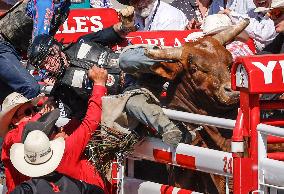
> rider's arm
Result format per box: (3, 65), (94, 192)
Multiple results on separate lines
(77, 26), (125, 46)
(77, 6), (136, 46)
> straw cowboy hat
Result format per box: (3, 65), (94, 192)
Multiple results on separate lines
(10, 130), (65, 177)
(202, 14), (233, 35)
(255, 0), (284, 12)
(0, 92), (43, 137)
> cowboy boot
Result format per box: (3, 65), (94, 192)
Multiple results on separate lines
(162, 125), (183, 147)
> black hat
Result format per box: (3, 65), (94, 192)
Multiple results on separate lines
(27, 34), (61, 68)
(22, 109), (60, 142)
(117, 0), (131, 5)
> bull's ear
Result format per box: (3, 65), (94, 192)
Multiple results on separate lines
(150, 62), (183, 80)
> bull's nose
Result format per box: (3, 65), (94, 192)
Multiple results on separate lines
(223, 84), (239, 98)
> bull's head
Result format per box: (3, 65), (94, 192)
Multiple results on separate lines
(145, 19), (249, 106)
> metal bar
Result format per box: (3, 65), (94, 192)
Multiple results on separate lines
(260, 100), (284, 110)
(260, 158), (284, 187)
(122, 177), (203, 194)
(267, 136), (284, 143)
(267, 153), (284, 161)
(132, 137), (233, 177)
(164, 108), (284, 138)
(163, 108), (236, 129)
(261, 119), (284, 126)
(257, 123), (284, 137)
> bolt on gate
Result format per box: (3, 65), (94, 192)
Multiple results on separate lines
(110, 54), (284, 194)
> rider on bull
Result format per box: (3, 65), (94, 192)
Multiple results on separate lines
(27, 6), (186, 147)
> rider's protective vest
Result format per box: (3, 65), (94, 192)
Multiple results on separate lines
(52, 40), (121, 119)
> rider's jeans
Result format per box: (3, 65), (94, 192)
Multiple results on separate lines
(120, 46), (177, 135)
(119, 46), (164, 74)
(0, 40), (40, 101)
(125, 93), (176, 135)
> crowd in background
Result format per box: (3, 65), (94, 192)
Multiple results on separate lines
(0, 0), (283, 193)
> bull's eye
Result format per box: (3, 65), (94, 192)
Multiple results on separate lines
(189, 66), (197, 74)
(188, 56), (193, 64)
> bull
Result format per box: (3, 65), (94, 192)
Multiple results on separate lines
(143, 18), (284, 193)
(142, 19), (247, 194)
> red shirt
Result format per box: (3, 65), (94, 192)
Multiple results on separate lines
(57, 85), (107, 192)
(2, 113), (42, 194)
(2, 85), (107, 194)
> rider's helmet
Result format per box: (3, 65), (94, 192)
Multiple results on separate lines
(27, 34), (62, 69)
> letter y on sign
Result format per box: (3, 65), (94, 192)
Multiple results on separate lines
(252, 61), (277, 84)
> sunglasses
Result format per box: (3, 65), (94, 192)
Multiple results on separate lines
(17, 106), (38, 118)
(268, 8), (284, 20)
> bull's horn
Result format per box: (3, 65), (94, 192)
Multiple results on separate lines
(145, 47), (182, 61)
(212, 18), (250, 45)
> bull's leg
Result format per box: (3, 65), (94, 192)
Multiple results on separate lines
(125, 93), (183, 146)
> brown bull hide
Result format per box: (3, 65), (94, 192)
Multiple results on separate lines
(149, 36), (239, 107)
(145, 19), (249, 106)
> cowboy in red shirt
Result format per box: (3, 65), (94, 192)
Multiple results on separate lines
(0, 66), (108, 193)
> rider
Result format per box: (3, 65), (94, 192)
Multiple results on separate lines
(27, 6), (185, 146)
(27, 6), (136, 119)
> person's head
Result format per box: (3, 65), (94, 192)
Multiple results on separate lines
(261, 0), (284, 32)
(0, 92), (43, 137)
(10, 130), (65, 177)
(28, 34), (69, 79)
(117, 0), (156, 18)
(268, 1), (284, 32)
(11, 102), (37, 126)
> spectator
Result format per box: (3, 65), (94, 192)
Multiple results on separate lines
(186, 14), (254, 61)
(0, 92), (45, 193)
(10, 130), (104, 194)
(170, 0), (212, 29)
(209, 0), (255, 15)
(90, 0), (112, 8)
(219, 0), (277, 52)
(1, 65), (107, 193)
(116, 0), (188, 30)
(170, 0), (255, 29)
(258, 0), (284, 54)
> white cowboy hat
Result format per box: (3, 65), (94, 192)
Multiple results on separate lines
(10, 130), (65, 177)
(202, 14), (233, 35)
(0, 92), (43, 137)
(255, 0), (284, 12)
